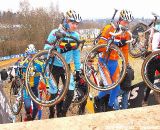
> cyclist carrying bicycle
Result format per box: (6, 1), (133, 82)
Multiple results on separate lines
(21, 44), (43, 121)
(95, 9), (134, 111)
(44, 10), (82, 118)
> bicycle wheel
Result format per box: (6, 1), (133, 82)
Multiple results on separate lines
(129, 23), (149, 58)
(83, 43), (127, 91)
(25, 50), (70, 107)
(72, 76), (89, 105)
(9, 78), (23, 115)
(141, 50), (160, 93)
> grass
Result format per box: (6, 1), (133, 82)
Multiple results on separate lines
(129, 56), (143, 85)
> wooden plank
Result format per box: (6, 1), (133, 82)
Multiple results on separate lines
(0, 105), (160, 130)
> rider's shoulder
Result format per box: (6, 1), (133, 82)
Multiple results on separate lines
(102, 24), (114, 33)
(71, 31), (79, 36)
(104, 24), (114, 29)
(50, 29), (59, 35)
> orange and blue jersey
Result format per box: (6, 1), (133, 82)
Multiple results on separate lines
(97, 23), (131, 108)
(98, 24), (131, 64)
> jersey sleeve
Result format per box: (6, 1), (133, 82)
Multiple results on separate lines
(44, 29), (58, 50)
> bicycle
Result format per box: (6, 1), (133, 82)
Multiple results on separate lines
(129, 12), (160, 58)
(9, 65), (25, 115)
(83, 9), (133, 91)
(141, 50), (160, 93)
(129, 12), (160, 93)
(25, 32), (85, 107)
(9, 64), (53, 121)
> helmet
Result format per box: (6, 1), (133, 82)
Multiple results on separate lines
(65, 10), (82, 23)
(28, 44), (35, 50)
(119, 9), (134, 22)
(25, 44), (37, 55)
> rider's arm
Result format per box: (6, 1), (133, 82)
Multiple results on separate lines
(97, 25), (115, 53)
(72, 32), (81, 71)
(73, 49), (81, 71)
(44, 29), (58, 50)
(122, 31), (132, 43)
(98, 25), (114, 44)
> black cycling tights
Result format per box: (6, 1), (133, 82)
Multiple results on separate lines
(49, 65), (74, 118)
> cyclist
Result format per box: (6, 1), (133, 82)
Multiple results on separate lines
(21, 44), (43, 121)
(95, 9), (134, 111)
(142, 23), (160, 106)
(44, 10), (82, 118)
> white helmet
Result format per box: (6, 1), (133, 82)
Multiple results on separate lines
(28, 44), (35, 50)
(26, 44), (37, 55)
(119, 9), (134, 22)
(65, 10), (82, 23)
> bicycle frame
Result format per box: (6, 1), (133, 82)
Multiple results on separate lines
(86, 61), (100, 86)
(9, 66), (25, 115)
(130, 12), (160, 58)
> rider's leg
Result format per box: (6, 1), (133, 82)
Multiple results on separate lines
(24, 97), (32, 121)
(121, 90), (129, 109)
(61, 74), (75, 117)
(107, 60), (120, 110)
(49, 70), (60, 118)
(31, 87), (39, 120)
(107, 85), (120, 110)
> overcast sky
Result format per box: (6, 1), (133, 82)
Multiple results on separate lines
(0, 0), (160, 19)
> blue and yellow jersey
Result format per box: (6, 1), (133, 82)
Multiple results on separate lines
(22, 59), (44, 87)
(98, 24), (131, 64)
(20, 58), (44, 99)
(44, 28), (81, 71)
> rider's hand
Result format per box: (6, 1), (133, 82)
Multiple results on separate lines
(61, 43), (72, 53)
(55, 31), (66, 39)
(121, 39), (127, 45)
(65, 43), (72, 50)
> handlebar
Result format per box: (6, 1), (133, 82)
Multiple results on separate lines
(55, 31), (84, 43)
(148, 12), (160, 27)
(151, 12), (160, 18)
(100, 29), (133, 44)
(111, 9), (118, 22)
(55, 31), (86, 50)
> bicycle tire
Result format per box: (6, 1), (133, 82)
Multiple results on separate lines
(129, 23), (149, 58)
(9, 79), (23, 115)
(141, 50), (160, 93)
(25, 50), (70, 107)
(83, 43), (127, 91)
